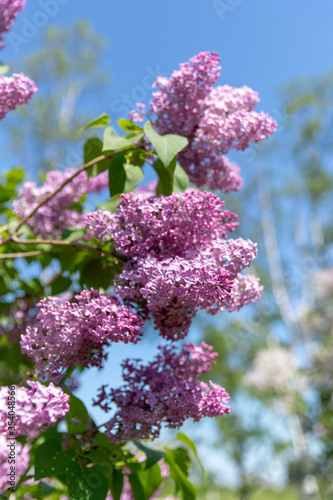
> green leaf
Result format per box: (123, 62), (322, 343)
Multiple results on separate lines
(123, 164), (144, 191)
(36, 448), (76, 480)
(58, 251), (88, 272)
(0, 64), (9, 76)
(152, 157), (188, 197)
(144, 121), (188, 168)
(51, 276), (72, 295)
(109, 468), (123, 500)
(118, 119), (143, 133)
(108, 153), (143, 197)
(79, 113), (110, 134)
(70, 422), (91, 433)
(132, 439), (165, 469)
(35, 439), (75, 480)
(6, 167), (24, 185)
(84, 138), (111, 179)
(173, 164), (189, 192)
(128, 474), (145, 500)
(100, 195), (121, 213)
(129, 463), (162, 500)
(165, 451), (196, 500)
(67, 463), (109, 500)
(153, 157), (177, 196)
(125, 147), (147, 168)
(93, 433), (125, 462)
(66, 461), (82, 499)
(177, 433), (197, 456)
(40, 480), (57, 496)
(68, 394), (90, 421)
(87, 449), (113, 481)
(0, 275), (9, 295)
(103, 127), (144, 151)
(63, 229), (86, 243)
(79, 257), (116, 290)
(0, 186), (16, 204)
(66, 393), (91, 433)
(167, 447), (191, 477)
(177, 433), (206, 478)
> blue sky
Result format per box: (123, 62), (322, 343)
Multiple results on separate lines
(2, 0), (333, 488)
(3, 0), (333, 122)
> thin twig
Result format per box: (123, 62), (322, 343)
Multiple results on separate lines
(13, 144), (142, 235)
(1, 235), (126, 261)
(10, 234), (121, 258)
(0, 249), (73, 259)
(0, 221), (17, 234)
(18, 368), (36, 387)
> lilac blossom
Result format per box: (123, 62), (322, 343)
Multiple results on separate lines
(0, 435), (30, 493)
(116, 254), (231, 339)
(13, 169), (109, 238)
(180, 154), (244, 193)
(222, 274), (264, 312)
(94, 342), (230, 442)
(128, 102), (146, 123)
(20, 289), (143, 381)
(151, 52), (221, 138)
(116, 238), (258, 339)
(0, 381), (69, 439)
(111, 191), (238, 258)
(84, 208), (113, 243)
(0, 0), (25, 48)
(84, 192), (260, 339)
(150, 51), (276, 191)
(0, 73), (37, 119)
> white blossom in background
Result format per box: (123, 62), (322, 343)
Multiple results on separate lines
(314, 267), (333, 300)
(244, 345), (307, 400)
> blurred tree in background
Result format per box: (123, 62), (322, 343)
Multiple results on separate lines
(6, 20), (108, 173)
(195, 73), (333, 499)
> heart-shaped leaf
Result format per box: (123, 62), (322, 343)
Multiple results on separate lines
(144, 121), (188, 168)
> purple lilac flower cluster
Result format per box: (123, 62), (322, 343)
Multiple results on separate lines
(85, 191), (261, 340)
(84, 208), (113, 243)
(0, 435), (30, 493)
(0, 0), (25, 47)
(0, 72), (37, 120)
(20, 289), (144, 381)
(150, 51), (276, 191)
(13, 169), (109, 238)
(94, 342), (230, 442)
(0, 381), (69, 438)
(0, 2), (38, 119)
(129, 102), (146, 123)
(111, 190), (238, 257)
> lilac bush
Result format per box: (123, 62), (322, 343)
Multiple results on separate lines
(0, 3), (277, 496)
